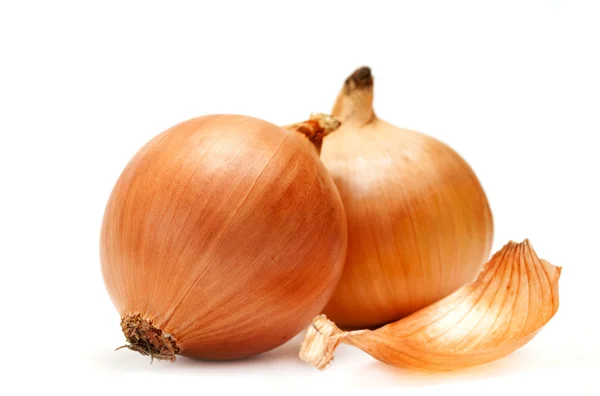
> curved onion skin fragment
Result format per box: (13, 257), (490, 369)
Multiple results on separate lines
(300, 239), (561, 371)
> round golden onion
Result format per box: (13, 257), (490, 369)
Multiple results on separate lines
(100, 114), (347, 360)
(319, 67), (494, 329)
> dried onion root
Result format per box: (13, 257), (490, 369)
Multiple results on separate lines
(300, 239), (561, 371)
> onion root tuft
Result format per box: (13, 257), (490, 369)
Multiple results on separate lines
(117, 314), (180, 363)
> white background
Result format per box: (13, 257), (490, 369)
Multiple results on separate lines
(1, 0), (599, 394)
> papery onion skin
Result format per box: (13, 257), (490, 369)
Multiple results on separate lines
(320, 67), (494, 329)
(100, 114), (347, 361)
(299, 239), (561, 372)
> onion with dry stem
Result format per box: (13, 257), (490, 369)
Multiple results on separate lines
(320, 67), (494, 329)
(100, 113), (347, 361)
(300, 239), (561, 371)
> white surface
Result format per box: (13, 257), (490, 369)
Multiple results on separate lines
(1, 0), (599, 394)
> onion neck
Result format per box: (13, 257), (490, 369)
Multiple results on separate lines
(283, 113), (341, 155)
(117, 313), (179, 362)
(332, 66), (376, 127)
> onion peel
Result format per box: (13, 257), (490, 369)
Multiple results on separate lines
(299, 239), (561, 371)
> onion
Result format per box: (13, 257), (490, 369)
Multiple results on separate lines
(319, 67), (494, 329)
(100, 113), (347, 361)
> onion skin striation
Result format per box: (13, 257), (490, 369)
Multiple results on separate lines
(100, 114), (347, 361)
(320, 67), (494, 329)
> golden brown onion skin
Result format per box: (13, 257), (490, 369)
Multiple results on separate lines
(100, 114), (347, 360)
(320, 68), (493, 329)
